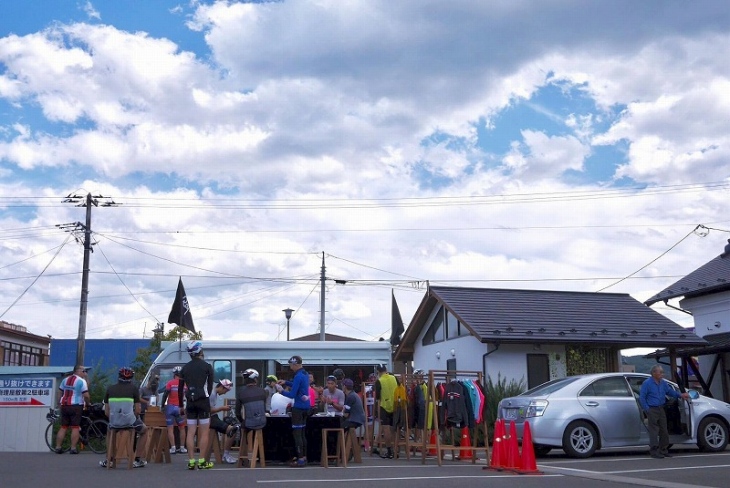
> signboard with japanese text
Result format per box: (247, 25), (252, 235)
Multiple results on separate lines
(0, 377), (55, 407)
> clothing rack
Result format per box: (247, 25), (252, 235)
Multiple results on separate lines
(422, 370), (489, 466)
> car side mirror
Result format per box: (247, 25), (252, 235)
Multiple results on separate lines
(688, 390), (700, 400)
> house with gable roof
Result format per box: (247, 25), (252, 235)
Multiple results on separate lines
(393, 285), (705, 389)
(645, 239), (730, 401)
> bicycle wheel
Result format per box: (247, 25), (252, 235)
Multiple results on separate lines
(45, 422), (70, 452)
(85, 419), (108, 454)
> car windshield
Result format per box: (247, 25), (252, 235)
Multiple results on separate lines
(520, 376), (582, 396)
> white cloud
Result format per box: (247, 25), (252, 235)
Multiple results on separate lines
(1, 1), (729, 342)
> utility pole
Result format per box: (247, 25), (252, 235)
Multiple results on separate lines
(320, 252), (326, 341)
(61, 192), (118, 367)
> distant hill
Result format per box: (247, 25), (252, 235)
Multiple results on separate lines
(623, 354), (662, 374)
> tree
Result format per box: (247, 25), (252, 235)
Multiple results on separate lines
(131, 326), (203, 382)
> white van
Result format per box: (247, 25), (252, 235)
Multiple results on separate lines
(143, 340), (392, 405)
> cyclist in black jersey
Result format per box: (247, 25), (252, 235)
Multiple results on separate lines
(179, 340), (215, 470)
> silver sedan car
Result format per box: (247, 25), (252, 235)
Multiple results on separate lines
(497, 372), (730, 458)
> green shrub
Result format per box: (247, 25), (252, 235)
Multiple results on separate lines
(483, 374), (525, 444)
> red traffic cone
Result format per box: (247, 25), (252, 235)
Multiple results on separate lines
(516, 420), (542, 475)
(487, 419), (505, 470)
(459, 427), (473, 460)
(505, 420), (520, 470)
(428, 429), (438, 456)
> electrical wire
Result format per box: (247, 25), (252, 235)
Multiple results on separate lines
(95, 241), (160, 323)
(0, 233), (73, 320)
(595, 225), (702, 293)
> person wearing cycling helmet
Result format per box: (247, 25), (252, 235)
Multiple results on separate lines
(54, 365), (91, 455)
(179, 340), (215, 470)
(100, 367), (148, 468)
(201, 379), (240, 464)
(236, 369), (268, 433)
(264, 374), (282, 412)
(278, 356), (310, 467)
(160, 366), (187, 454)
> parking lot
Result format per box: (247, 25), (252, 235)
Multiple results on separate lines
(3, 445), (730, 488)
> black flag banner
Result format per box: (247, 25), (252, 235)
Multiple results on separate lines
(168, 277), (195, 333)
(390, 289), (405, 346)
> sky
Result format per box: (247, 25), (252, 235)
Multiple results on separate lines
(0, 1), (729, 348)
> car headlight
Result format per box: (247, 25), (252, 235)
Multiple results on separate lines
(525, 400), (548, 418)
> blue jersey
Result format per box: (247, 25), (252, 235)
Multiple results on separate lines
(281, 369), (310, 410)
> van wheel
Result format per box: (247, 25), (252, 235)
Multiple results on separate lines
(562, 420), (597, 458)
(697, 417), (728, 452)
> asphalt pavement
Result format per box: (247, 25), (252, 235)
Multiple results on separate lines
(3, 445), (730, 488)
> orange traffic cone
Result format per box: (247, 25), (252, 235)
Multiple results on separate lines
(505, 421), (520, 470)
(428, 429), (438, 456)
(515, 420), (542, 475)
(487, 419), (506, 470)
(459, 427), (473, 460)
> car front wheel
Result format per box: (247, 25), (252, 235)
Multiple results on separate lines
(562, 420), (598, 458)
(697, 417), (729, 452)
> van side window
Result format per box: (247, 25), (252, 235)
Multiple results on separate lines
(213, 360), (232, 382)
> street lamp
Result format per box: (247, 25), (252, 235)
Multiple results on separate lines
(283, 308), (294, 341)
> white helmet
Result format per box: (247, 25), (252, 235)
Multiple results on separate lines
(186, 340), (203, 356)
(242, 368), (259, 380)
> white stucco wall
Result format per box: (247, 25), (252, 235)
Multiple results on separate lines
(0, 407), (48, 452)
(411, 326), (568, 389)
(680, 291), (730, 399)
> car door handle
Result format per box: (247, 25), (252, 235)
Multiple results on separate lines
(584, 401), (600, 407)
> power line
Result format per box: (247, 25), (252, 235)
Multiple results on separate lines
(0, 180), (728, 209)
(596, 225), (703, 292)
(0, 233), (73, 320)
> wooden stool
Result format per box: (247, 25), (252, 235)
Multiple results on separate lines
(107, 428), (135, 469)
(145, 427), (171, 463)
(237, 429), (265, 468)
(206, 431), (223, 464)
(321, 428), (347, 468)
(344, 427), (362, 463)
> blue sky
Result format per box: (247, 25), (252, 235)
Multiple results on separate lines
(0, 1), (729, 346)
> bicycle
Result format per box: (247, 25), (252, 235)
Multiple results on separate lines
(45, 403), (108, 454)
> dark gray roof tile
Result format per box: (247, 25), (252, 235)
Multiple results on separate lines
(430, 286), (705, 347)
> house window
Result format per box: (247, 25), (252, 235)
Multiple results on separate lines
(422, 307), (445, 345)
(446, 311), (459, 339)
(458, 321), (471, 337)
(1, 340), (44, 366)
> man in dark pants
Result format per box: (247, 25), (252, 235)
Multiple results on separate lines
(278, 356), (310, 467)
(639, 365), (689, 458)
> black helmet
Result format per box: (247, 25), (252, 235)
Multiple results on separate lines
(118, 367), (134, 381)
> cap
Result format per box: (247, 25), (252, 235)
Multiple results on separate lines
(217, 379), (233, 391)
(342, 378), (354, 389)
(376, 363), (387, 372)
(288, 355), (302, 365)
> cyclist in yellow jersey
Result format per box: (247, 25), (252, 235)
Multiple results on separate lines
(374, 364), (397, 458)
